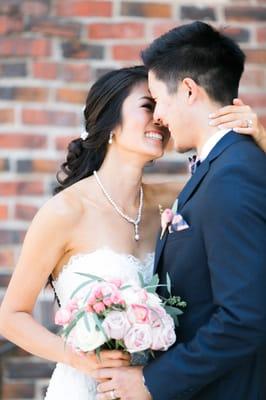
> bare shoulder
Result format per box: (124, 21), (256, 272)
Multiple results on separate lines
(32, 185), (84, 233)
(144, 181), (182, 210)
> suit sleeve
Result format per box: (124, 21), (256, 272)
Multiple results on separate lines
(143, 163), (266, 400)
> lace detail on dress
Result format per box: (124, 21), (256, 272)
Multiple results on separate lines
(44, 247), (155, 400)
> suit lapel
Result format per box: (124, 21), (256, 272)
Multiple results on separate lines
(154, 230), (168, 273)
(178, 131), (243, 210)
(153, 131), (245, 273)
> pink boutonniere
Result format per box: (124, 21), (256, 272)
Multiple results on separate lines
(159, 205), (174, 239)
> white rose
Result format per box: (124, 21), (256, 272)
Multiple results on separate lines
(122, 286), (143, 305)
(71, 314), (106, 352)
(146, 292), (162, 308)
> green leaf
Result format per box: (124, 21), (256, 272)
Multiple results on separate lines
(62, 310), (85, 338)
(75, 272), (105, 281)
(166, 273), (172, 297)
(138, 272), (145, 288)
(70, 280), (92, 299)
(84, 313), (91, 333)
(92, 313), (108, 341)
(120, 284), (133, 290)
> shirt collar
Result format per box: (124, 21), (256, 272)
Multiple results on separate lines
(199, 128), (232, 162)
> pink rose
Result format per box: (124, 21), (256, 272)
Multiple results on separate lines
(124, 324), (152, 353)
(127, 304), (150, 324)
(55, 308), (72, 326)
(102, 311), (131, 340)
(151, 315), (176, 351)
(149, 306), (167, 328)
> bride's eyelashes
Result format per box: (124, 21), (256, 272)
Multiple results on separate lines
(141, 103), (155, 112)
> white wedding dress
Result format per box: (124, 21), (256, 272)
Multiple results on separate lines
(44, 247), (154, 400)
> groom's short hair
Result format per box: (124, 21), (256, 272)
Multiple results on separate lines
(141, 21), (245, 106)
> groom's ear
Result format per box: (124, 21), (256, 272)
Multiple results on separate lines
(182, 78), (198, 105)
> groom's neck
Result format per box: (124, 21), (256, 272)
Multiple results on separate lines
(193, 100), (225, 155)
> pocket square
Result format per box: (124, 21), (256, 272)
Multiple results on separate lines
(169, 213), (190, 233)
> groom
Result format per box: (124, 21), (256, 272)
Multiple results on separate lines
(93, 21), (266, 400)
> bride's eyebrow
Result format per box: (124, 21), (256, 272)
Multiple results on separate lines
(139, 96), (154, 102)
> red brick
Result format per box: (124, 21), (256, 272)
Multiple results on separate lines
(0, 15), (24, 35)
(0, 108), (14, 123)
(0, 134), (47, 149)
(88, 22), (145, 40)
(15, 204), (38, 221)
(32, 159), (59, 173)
(0, 204), (8, 220)
(0, 38), (51, 57)
(29, 18), (80, 39)
(0, 87), (49, 102)
(121, 2), (172, 18)
(59, 63), (91, 83)
(55, 135), (77, 151)
(246, 49), (266, 64)
(240, 93), (266, 109)
(56, 88), (87, 104)
(152, 22), (178, 38)
(56, 1), (112, 17)
(0, 181), (44, 196)
(33, 62), (57, 80)
(0, 249), (15, 267)
(112, 44), (143, 61)
(22, 109), (78, 127)
(225, 6), (266, 21)
(257, 27), (266, 43)
(2, 381), (35, 399)
(21, 1), (49, 17)
(0, 159), (9, 171)
(240, 68), (265, 88)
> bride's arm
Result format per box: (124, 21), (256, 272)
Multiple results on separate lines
(0, 193), (129, 373)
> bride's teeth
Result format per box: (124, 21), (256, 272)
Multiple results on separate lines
(145, 132), (163, 140)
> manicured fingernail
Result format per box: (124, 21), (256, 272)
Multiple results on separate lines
(208, 120), (215, 126)
(209, 113), (215, 118)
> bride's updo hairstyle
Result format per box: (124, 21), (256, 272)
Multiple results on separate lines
(54, 65), (148, 194)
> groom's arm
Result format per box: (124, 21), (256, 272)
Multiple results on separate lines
(143, 160), (266, 400)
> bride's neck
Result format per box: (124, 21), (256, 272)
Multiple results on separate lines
(95, 153), (144, 211)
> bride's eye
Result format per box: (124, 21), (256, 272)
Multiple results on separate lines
(142, 103), (155, 112)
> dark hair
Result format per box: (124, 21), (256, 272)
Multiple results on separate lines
(141, 21), (245, 105)
(54, 65), (148, 194)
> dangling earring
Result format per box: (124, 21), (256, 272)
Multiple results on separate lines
(109, 131), (114, 144)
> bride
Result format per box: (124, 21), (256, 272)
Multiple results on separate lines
(0, 65), (265, 400)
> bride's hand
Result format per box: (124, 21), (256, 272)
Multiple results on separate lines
(65, 346), (131, 375)
(209, 98), (266, 152)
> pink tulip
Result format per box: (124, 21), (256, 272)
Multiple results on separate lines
(93, 302), (106, 314)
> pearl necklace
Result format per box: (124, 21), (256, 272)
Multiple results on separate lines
(93, 170), (143, 241)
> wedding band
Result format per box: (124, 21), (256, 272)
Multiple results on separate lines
(246, 119), (253, 128)
(110, 389), (117, 400)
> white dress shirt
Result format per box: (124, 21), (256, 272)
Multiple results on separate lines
(199, 128), (232, 162)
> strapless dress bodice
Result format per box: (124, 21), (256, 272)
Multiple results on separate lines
(44, 247), (155, 400)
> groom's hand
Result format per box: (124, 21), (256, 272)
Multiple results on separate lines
(92, 366), (152, 400)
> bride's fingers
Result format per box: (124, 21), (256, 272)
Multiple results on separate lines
(99, 350), (130, 361)
(209, 104), (252, 120)
(97, 379), (115, 393)
(233, 98), (245, 106)
(96, 359), (130, 369)
(208, 112), (250, 127)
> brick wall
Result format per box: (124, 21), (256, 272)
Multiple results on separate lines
(0, 0), (265, 398)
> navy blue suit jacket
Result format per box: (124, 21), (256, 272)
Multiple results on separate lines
(143, 132), (266, 400)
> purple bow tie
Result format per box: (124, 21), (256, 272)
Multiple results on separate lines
(188, 155), (201, 175)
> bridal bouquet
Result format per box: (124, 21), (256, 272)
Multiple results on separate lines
(54, 271), (186, 355)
